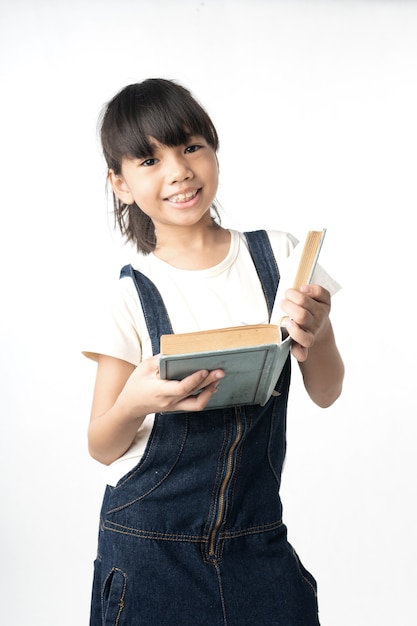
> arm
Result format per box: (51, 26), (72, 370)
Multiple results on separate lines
(88, 354), (224, 465)
(280, 284), (344, 407)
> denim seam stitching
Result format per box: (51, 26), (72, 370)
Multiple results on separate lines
(102, 522), (207, 542)
(221, 520), (284, 539)
(215, 563), (228, 626)
(291, 547), (318, 598)
(102, 520), (283, 542)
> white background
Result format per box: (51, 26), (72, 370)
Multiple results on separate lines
(1, 1), (416, 624)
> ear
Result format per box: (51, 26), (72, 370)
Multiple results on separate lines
(108, 169), (134, 205)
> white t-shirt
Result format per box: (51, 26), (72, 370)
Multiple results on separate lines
(84, 229), (340, 485)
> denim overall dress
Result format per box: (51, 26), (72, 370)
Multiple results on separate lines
(90, 231), (320, 626)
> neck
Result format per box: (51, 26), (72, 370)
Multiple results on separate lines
(153, 221), (231, 270)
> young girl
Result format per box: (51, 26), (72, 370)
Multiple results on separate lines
(85, 78), (344, 626)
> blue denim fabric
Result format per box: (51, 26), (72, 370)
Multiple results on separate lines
(90, 231), (319, 625)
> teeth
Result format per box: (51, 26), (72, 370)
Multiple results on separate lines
(169, 190), (197, 203)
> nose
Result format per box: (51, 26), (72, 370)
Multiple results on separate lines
(166, 153), (193, 184)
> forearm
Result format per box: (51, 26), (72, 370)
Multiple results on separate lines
(299, 319), (344, 408)
(88, 402), (146, 465)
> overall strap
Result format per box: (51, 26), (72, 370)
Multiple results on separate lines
(120, 265), (173, 356)
(244, 230), (280, 319)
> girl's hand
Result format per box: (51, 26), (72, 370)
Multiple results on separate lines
(88, 353), (225, 464)
(280, 284), (331, 363)
(116, 354), (225, 417)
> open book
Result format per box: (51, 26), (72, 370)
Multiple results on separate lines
(159, 229), (326, 410)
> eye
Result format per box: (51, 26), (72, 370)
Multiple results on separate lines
(140, 157), (158, 167)
(185, 144), (201, 154)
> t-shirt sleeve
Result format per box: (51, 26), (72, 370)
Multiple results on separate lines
(82, 275), (144, 366)
(266, 229), (298, 261)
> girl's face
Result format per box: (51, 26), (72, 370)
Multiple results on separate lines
(110, 135), (219, 232)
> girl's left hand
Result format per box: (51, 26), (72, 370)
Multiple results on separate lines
(280, 284), (331, 362)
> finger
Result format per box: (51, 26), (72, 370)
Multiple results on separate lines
(283, 318), (314, 349)
(280, 300), (313, 331)
(299, 284), (331, 305)
(290, 342), (309, 363)
(167, 369), (224, 399)
(180, 380), (221, 410)
(284, 285), (330, 308)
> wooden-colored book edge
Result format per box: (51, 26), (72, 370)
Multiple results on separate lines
(160, 323), (281, 355)
(292, 230), (325, 290)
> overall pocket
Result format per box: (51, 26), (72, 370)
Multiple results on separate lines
(102, 567), (127, 626)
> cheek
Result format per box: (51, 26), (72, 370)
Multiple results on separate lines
(205, 159), (219, 191)
(129, 179), (155, 207)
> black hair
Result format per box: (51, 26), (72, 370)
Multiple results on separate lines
(99, 78), (220, 253)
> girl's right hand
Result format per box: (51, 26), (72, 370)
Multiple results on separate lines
(88, 354), (225, 464)
(117, 354), (225, 417)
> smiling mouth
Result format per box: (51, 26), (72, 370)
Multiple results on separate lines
(167, 190), (199, 203)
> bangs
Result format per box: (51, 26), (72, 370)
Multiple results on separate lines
(101, 79), (219, 172)
(121, 103), (206, 158)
